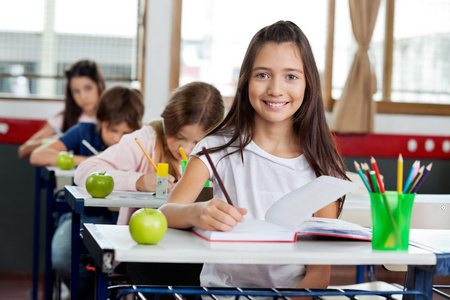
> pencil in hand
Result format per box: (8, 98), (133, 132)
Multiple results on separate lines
(135, 138), (158, 171)
(202, 147), (233, 206)
(82, 139), (99, 155)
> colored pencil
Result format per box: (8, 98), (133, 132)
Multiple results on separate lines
(354, 161), (372, 192)
(407, 165), (425, 193)
(202, 147), (233, 206)
(135, 138), (158, 171)
(370, 156), (385, 194)
(403, 160), (419, 194)
(362, 162), (375, 192)
(370, 171), (381, 193)
(411, 163), (433, 193)
(82, 139), (99, 155)
(179, 147), (188, 161)
(397, 154), (403, 194)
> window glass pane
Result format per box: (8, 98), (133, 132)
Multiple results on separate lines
(392, 0), (450, 104)
(0, 0), (139, 99)
(180, 0), (328, 98)
(332, 0), (385, 101)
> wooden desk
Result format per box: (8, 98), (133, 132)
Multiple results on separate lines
(83, 223), (440, 300)
(32, 166), (75, 300)
(64, 185), (165, 300)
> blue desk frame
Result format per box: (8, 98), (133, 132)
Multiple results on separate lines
(82, 224), (444, 300)
(32, 167), (59, 300)
(64, 185), (163, 300)
(32, 167), (72, 300)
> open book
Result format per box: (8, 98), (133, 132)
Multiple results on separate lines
(191, 176), (369, 242)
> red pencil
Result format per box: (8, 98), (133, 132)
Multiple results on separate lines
(371, 156), (385, 194)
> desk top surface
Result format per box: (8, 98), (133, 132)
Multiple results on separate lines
(84, 223), (437, 266)
(45, 166), (76, 178)
(65, 185), (165, 209)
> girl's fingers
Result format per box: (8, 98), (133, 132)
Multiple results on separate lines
(200, 199), (246, 231)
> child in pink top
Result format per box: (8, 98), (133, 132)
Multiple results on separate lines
(74, 81), (225, 224)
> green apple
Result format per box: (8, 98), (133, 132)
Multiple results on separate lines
(85, 172), (114, 198)
(57, 151), (75, 170)
(129, 208), (168, 244)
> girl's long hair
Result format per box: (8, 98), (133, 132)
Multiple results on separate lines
(206, 20), (348, 216)
(62, 59), (106, 132)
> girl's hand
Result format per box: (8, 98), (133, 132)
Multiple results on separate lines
(193, 198), (247, 232)
(136, 173), (176, 192)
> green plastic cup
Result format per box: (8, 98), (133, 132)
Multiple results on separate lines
(181, 160), (209, 187)
(370, 191), (415, 251)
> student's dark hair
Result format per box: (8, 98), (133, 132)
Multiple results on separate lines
(96, 85), (144, 131)
(205, 20), (348, 216)
(62, 59), (106, 132)
(151, 81), (224, 179)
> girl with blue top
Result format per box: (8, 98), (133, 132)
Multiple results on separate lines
(30, 85), (144, 167)
(160, 21), (349, 290)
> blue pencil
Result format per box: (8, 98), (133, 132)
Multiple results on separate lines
(354, 161), (372, 192)
(403, 160), (419, 194)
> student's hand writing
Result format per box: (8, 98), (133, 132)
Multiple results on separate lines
(194, 198), (247, 232)
(136, 173), (176, 192)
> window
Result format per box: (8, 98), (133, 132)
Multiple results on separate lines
(179, 0), (328, 97)
(0, 0), (142, 99)
(178, 0), (450, 114)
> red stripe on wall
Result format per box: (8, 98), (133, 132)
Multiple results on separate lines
(0, 118), (46, 145)
(0, 117), (449, 159)
(333, 133), (450, 159)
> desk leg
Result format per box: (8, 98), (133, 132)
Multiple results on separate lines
(71, 211), (80, 300)
(95, 268), (109, 300)
(44, 178), (56, 300)
(32, 167), (42, 300)
(405, 265), (434, 300)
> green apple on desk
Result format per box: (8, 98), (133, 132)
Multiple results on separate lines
(129, 208), (167, 244)
(57, 151), (75, 170)
(85, 172), (114, 198)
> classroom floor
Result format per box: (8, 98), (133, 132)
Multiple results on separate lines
(0, 267), (448, 299)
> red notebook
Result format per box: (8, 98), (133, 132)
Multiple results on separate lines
(191, 176), (370, 242)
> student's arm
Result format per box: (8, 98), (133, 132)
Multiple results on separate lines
(74, 129), (151, 191)
(29, 140), (90, 167)
(160, 156), (246, 230)
(18, 122), (56, 159)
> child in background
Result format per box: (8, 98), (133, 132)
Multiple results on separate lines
(50, 86), (144, 300)
(160, 21), (349, 290)
(74, 81), (225, 287)
(29, 86), (144, 167)
(18, 59), (105, 158)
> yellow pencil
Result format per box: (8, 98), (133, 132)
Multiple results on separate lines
(135, 138), (158, 171)
(397, 154), (403, 194)
(179, 147), (188, 161)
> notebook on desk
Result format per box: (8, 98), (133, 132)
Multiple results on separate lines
(191, 176), (366, 242)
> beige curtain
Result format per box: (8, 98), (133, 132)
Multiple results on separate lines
(331, 0), (381, 133)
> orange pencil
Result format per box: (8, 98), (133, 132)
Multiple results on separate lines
(135, 138), (158, 171)
(407, 165), (425, 193)
(371, 156), (385, 194)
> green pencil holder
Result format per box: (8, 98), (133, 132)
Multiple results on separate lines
(370, 191), (415, 251)
(181, 160), (210, 187)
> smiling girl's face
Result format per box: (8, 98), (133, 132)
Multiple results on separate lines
(70, 76), (100, 116)
(248, 42), (306, 128)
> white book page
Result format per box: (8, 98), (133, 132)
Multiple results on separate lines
(192, 219), (295, 242)
(265, 176), (358, 231)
